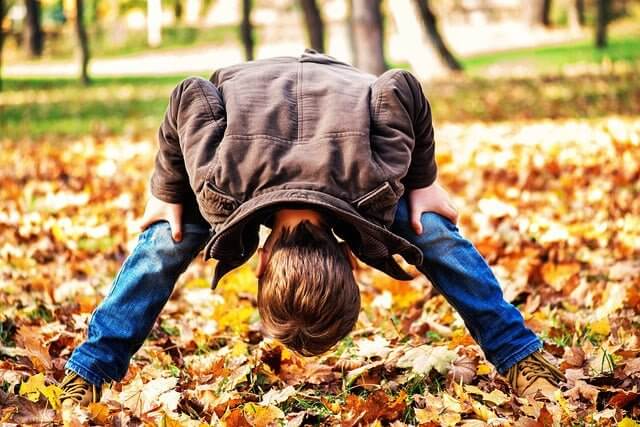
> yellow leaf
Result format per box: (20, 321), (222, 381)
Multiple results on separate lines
(19, 373), (46, 402)
(185, 277), (210, 288)
(231, 340), (249, 357)
(40, 384), (62, 410)
(243, 403), (284, 427)
(476, 364), (492, 375)
(414, 407), (438, 423)
(51, 224), (67, 243)
(618, 418), (640, 427)
(160, 412), (183, 427)
(554, 389), (573, 416)
(541, 262), (580, 291)
(483, 389), (510, 406)
(590, 318), (611, 336)
(471, 399), (497, 421)
(18, 373), (62, 409)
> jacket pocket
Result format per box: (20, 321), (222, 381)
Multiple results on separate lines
(352, 181), (399, 226)
(197, 181), (240, 226)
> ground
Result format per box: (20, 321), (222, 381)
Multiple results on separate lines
(1, 68), (640, 425)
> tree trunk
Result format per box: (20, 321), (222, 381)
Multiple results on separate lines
(412, 0), (462, 71)
(567, 0), (584, 31)
(24, 0), (44, 57)
(147, 0), (162, 47)
(350, 0), (385, 75)
(75, 0), (90, 85)
(522, 0), (550, 27)
(595, 0), (609, 48)
(299, 0), (325, 52)
(240, 0), (254, 60)
(541, 0), (552, 27)
(0, 0), (5, 91)
(174, 0), (183, 22)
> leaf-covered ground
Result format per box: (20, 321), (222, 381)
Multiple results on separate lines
(1, 112), (640, 424)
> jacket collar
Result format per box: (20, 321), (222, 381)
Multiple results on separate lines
(203, 188), (423, 288)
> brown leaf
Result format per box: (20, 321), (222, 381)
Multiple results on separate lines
(607, 390), (640, 409)
(15, 326), (52, 371)
(0, 390), (56, 424)
(223, 408), (251, 427)
(623, 358), (640, 377)
(448, 354), (477, 384)
(562, 347), (586, 368)
(342, 390), (406, 424)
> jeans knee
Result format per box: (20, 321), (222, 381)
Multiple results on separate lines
(420, 211), (452, 233)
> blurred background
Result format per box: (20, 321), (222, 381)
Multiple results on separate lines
(1, 3), (640, 424)
(1, 0), (639, 137)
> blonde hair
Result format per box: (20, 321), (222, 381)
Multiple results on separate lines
(257, 220), (360, 356)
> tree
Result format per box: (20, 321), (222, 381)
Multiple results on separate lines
(75, 0), (90, 85)
(299, 0), (325, 52)
(567, 0), (585, 31)
(595, 0), (610, 48)
(349, 0), (385, 75)
(174, 0), (183, 23)
(522, 0), (552, 27)
(541, 0), (552, 27)
(240, 0), (254, 60)
(0, 0), (9, 91)
(412, 0), (461, 71)
(0, 0), (5, 91)
(24, 0), (44, 57)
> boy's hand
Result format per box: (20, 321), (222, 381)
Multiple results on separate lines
(138, 194), (184, 242)
(407, 181), (458, 234)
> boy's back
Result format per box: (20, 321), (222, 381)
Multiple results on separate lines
(155, 49), (438, 286)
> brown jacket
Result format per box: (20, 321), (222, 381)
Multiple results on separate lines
(150, 49), (437, 288)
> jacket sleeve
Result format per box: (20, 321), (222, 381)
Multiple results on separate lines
(370, 69), (437, 190)
(150, 77), (226, 203)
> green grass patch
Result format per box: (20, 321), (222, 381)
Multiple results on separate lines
(2, 69), (640, 139)
(6, 24), (242, 62)
(0, 74), (208, 138)
(461, 35), (640, 74)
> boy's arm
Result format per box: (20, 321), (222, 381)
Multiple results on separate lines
(393, 71), (458, 231)
(371, 70), (456, 232)
(151, 76), (226, 203)
(393, 71), (438, 190)
(145, 77), (226, 239)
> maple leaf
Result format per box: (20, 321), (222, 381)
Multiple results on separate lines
(396, 345), (456, 375)
(15, 326), (52, 371)
(242, 403), (285, 427)
(18, 373), (62, 409)
(0, 389), (56, 424)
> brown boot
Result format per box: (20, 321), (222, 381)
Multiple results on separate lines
(507, 350), (566, 398)
(60, 371), (101, 406)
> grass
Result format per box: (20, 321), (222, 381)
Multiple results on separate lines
(0, 74), (207, 137)
(461, 34), (640, 74)
(2, 69), (639, 139)
(5, 24), (242, 63)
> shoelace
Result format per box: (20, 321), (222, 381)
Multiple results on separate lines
(60, 373), (94, 403)
(508, 351), (566, 394)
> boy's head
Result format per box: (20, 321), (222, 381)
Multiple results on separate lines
(256, 208), (360, 356)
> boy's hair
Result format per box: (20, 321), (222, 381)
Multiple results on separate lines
(257, 220), (360, 356)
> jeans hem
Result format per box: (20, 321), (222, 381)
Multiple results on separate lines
(65, 358), (110, 387)
(493, 338), (543, 375)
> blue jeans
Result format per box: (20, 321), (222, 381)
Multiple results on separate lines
(66, 197), (541, 386)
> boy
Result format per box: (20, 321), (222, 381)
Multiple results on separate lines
(60, 49), (564, 405)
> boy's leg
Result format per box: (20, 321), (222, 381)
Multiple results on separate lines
(65, 221), (210, 386)
(391, 196), (542, 375)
